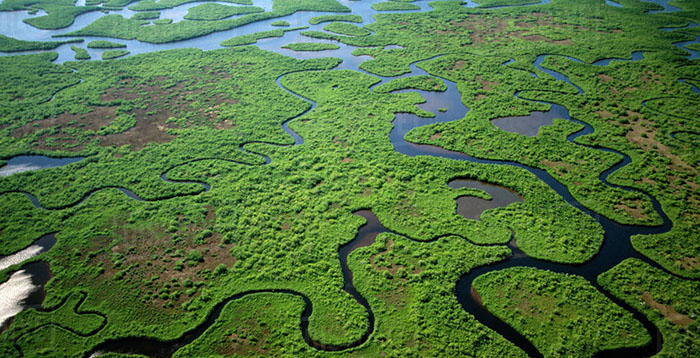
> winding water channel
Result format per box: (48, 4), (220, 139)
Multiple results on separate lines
(1, 0), (698, 356)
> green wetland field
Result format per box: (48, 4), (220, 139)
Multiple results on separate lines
(0, 0), (698, 357)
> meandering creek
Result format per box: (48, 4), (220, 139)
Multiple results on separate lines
(1, 0), (697, 356)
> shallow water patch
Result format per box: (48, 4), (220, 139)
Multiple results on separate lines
(449, 179), (523, 220)
(0, 155), (83, 177)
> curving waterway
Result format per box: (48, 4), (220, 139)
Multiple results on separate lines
(1, 0), (697, 356)
(88, 38), (679, 358)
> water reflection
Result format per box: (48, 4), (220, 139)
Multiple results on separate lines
(449, 179), (523, 220)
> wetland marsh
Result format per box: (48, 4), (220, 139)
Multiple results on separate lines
(0, 0), (699, 357)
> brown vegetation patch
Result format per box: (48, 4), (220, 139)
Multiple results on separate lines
(451, 16), (507, 45)
(370, 240), (403, 275)
(640, 71), (662, 87)
(452, 60), (465, 70)
(332, 136), (348, 147)
(342, 157), (353, 163)
(13, 74), (240, 152)
(540, 159), (573, 175)
(598, 74), (613, 83)
(451, 13), (592, 47)
(597, 110), (614, 119)
(622, 115), (697, 174)
(510, 287), (563, 319)
(12, 106), (117, 151)
(86, 206), (235, 308)
(642, 291), (694, 327)
(99, 107), (176, 151)
(636, 177), (657, 186)
(97, 78), (240, 150)
(680, 256), (700, 271)
(430, 132), (442, 140)
(214, 119), (235, 130)
(475, 75), (499, 91)
(615, 199), (646, 219)
(369, 239), (423, 277)
(475, 94), (488, 101)
(219, 319), (270, 356)
(377, 285), (407, 308)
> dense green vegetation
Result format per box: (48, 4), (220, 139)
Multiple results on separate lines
(323, 22), (371, 37)
(61, 0), (350, 43)
(271, 20), (290, 27)
(183, 3), (264, 21)
(102, 49), (130, 60)
(220, 27), (307, 47)
(175, 232), (525, 357)
(474, 267), (649, 357)
(301, 0), (700, 276)
(599, 259), (700, 357)
(70, 45), (90, 60)
(308, 14), (362, 25)
(87, 40), (126, 49)
(282, 42), (340, 51)
(343, 232), (523, 357)
(130, 11), (160, 20)
(371, 1), (421, 11)
(0, 35), (81, 52)
(172, 293), (308, 357)
(0, 43), (615, 355)
(0, 0), (699, 356)
(22, 4), (100, 30)
(373, 75), (447, 93)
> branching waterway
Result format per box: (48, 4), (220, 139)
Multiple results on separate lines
(90, 27), (679, 358)
(1, 0), (698, 357)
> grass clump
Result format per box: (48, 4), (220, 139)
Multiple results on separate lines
(70, 45), (90, 60)
(0, 35), (82, 52)
(102, 49), (130, 60)
(131, 11), (160, 20)
(323, 21), (370, 36)
(371, 1), (420, 11)
(183, 4), (263, 21)
(220, 27), (307, 47)
(309, 14), (362, 25)
(87, 40), (126, 49)
(282, 42), (340, 51)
